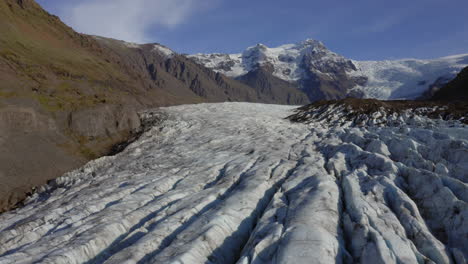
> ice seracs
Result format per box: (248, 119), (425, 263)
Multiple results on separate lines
(0, 102), (466, 264)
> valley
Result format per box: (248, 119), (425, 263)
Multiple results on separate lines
(0, 1), (467, 263)
(0, 102), (466, 263)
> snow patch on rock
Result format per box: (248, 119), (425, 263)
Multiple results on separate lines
(153, 44), (175, 59)
(189, 39), (346, 83)
(123, 42), (141, 49)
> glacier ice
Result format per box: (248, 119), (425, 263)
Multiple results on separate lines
(0, 102), (466, 264)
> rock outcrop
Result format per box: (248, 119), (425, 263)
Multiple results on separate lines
(431, 66), (468, 101)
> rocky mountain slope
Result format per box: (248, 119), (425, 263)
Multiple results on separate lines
(91, 37), (308, 105)
(0, 0), (302, 213)
(431, 66), (468, 101)
(0, 102), (466, 264)
(189, 40), (468, 101)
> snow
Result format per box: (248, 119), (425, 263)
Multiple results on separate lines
(188, 39), (468, 100)
(0, 103), (467, 264)
(187, 53), (247, 78)
(153, 44), (175, 59)
(350, 54), (468, 99)
(123, 42), (141, 49)
(189, 39), (343, 82)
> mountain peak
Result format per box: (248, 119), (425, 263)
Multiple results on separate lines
(298, 38), (325, 48)
(244, 39), (327, 55)
(188, 38), (339, 82)
(255, 43), (269, 49)
(244, 43), (269, 55)
(188, 39), (468, 101)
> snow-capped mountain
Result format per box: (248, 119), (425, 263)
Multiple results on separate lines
(189, 40), (468, 100)
(0, 102), (466, 264)
(190, 39), (353, 82)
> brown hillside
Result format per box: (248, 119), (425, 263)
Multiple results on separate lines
(0, 0), (287, 212)
(431, 66), (468, 101)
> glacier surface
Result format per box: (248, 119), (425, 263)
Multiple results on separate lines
(0, 103), (466, 264)
(350, 55), (468, 99)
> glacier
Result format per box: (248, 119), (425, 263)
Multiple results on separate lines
(0, 103), (466, 264)
(350, 54), (468, 99)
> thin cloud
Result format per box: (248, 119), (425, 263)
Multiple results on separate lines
(60, 0), (202, 43)
(354, 16), (401, 35)
(350, 8), (412, 35)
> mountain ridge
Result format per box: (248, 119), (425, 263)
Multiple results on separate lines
(189, 40), (468, 101)
(431, 66), (468, 101)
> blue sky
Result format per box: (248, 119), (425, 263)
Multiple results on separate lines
(37, 0), (468, 60)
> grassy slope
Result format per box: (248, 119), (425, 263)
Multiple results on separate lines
(0, 0), (201, 212)
(0, 0), (146, 112)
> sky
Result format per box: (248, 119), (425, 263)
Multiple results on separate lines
(36, 0), (468, 60)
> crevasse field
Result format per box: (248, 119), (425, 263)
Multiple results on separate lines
(0, 103), (466, 264)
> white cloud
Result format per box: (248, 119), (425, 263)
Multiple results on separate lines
(60, 0), (200, 43)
